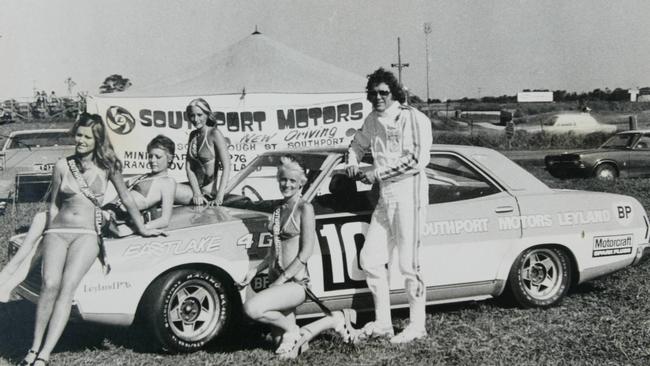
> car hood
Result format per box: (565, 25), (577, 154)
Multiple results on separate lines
(162, 205), (268, 231)
(547, 148), (623, 158)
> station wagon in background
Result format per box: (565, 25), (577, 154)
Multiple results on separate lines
(0, 129), (75, 200)
(9, 146), (650, 352)
(518, 113), (617, 135)
(545, 130), (650, 180)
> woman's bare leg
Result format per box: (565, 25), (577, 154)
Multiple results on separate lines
(36, 234), (99, 360)
(174, 183), (194, 205)
(27, 233), (68, 356)
(0, 212), (47, 301)
(244, 283), (305, 333)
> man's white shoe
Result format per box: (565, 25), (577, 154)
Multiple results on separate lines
(389, 325), (427, 344)
(358, 321), (394, 340)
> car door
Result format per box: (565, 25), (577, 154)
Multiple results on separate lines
(628, 133), (650, 177)
(419, 152), (521, 287)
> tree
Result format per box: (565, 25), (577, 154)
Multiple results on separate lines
(99, 74), (132, 94)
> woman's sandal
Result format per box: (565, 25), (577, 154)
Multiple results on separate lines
(275, 329), (302, 355)
(336, 309), (362, 344)
(18, 349), (37, 366)
(279, 329), (311, 360)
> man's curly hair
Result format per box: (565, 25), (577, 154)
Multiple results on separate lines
(365, 67), (405, 104)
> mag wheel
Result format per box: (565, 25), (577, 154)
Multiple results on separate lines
(595, 164), (617, 180)
(507, 247), (571, 308)
(141, 269), (238, 352)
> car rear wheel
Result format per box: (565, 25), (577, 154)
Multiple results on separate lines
(140, 268), (239, 352)
(507, 247), (571, 308)
(595, 164), (617, 180)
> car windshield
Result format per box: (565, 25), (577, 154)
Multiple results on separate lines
(7, 132), (74, 149)
(223, 153), (328, 213)
(600, 134), (636, 149)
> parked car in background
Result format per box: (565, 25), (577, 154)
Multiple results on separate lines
(0, 129), (75, 200)
(10, 146), (650, 352)
(545, 130), (650, 180)
(519, 113), (617, 135)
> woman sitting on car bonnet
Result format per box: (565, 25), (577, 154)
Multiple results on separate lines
(174, 98), (231, 206)
(240, 155), (361, 359)
(0, 135), (177, 304)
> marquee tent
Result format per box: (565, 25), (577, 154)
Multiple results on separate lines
(89, 32), (371, 178)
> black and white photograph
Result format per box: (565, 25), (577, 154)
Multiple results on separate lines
(1, 1), (650, 365)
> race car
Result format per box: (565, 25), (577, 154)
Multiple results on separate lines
(9, 145), (650, 352)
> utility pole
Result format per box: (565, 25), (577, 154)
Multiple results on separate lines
(424, 23), (432, 104)
(391, 37), (409, 85)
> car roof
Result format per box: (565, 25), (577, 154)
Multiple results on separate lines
(9, 128), (70, 137)
(266, 144), (551, 194)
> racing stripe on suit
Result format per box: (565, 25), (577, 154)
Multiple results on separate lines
(347, 102), (432, 328)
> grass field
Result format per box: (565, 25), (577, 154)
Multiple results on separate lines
(2, 123), (650, 364)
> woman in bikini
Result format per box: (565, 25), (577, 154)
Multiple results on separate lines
(175, 98), (231, 206)
(240, 155), (360, 359)
(17, 113), (163, 366)
(0, 135), (177, 303)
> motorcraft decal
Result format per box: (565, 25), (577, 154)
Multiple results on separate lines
(593, 234), (633, 257)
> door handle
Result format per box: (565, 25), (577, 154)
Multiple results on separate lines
(495, 206), (514, 213)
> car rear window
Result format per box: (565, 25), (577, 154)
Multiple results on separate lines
(7, 132), (74, 149)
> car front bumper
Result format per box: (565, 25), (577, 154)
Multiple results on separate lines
(545, 160), (591, 178)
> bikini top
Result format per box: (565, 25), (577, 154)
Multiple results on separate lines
(59, 163), (106, 203)
(188, 130), (215, 166)
(269, 201), (301, 241)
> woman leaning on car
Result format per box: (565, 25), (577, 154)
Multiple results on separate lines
(18, 113), (163, 366)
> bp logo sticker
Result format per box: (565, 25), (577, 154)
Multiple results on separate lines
(106, 106), (136, 135)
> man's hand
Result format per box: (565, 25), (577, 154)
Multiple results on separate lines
(346, 165), (360, 178)
(359, 170), (377, 185)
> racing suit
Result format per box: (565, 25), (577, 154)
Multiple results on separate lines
(347, 101), (432, 331)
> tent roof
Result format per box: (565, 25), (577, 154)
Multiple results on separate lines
(116, 33), (367, 98)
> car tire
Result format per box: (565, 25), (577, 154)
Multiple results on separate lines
(595, 164), (617, 180)
(140, 268), (239, 353)
(507, 247), (571, 308)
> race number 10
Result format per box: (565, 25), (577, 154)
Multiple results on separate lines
(317, 218), (369, 291)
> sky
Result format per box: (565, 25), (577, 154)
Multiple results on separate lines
(2, 0), (650, 101)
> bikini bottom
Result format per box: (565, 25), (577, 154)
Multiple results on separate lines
(42, 228), (98, 248)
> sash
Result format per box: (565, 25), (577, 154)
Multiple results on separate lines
(66, 157), (111, 275)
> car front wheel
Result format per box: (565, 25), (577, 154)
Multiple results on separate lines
(507, 247), (571, 308)
(140, 269), (239, 352)
(595, 164), (617, 180)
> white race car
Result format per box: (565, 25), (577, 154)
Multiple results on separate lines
(9, 145), (650, 352)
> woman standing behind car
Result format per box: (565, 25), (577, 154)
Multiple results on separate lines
(19, 113), (163, 366)
(175, 98), (231, 206)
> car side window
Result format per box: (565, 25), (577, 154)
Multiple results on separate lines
(634, 135), (650, 150)
(313, 164), (378, 214)
(427, 154), (500, 204)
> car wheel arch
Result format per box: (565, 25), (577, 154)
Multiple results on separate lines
(133, 263), (243, 352)
(592, 161), (619, 177)
(495, 243), (579, 296)
(502, 243), (578, 308)
(134, 263), (242, 321)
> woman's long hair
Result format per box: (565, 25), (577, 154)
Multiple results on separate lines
(72, 113), (122, 175)
(186, 98), (216, 126)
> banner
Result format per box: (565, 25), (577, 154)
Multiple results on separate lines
(89, 94), (371, 181)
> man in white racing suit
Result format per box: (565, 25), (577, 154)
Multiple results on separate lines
(346, 68), (432, 344)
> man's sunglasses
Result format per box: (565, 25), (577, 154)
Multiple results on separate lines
(367, 90), (391, 97)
